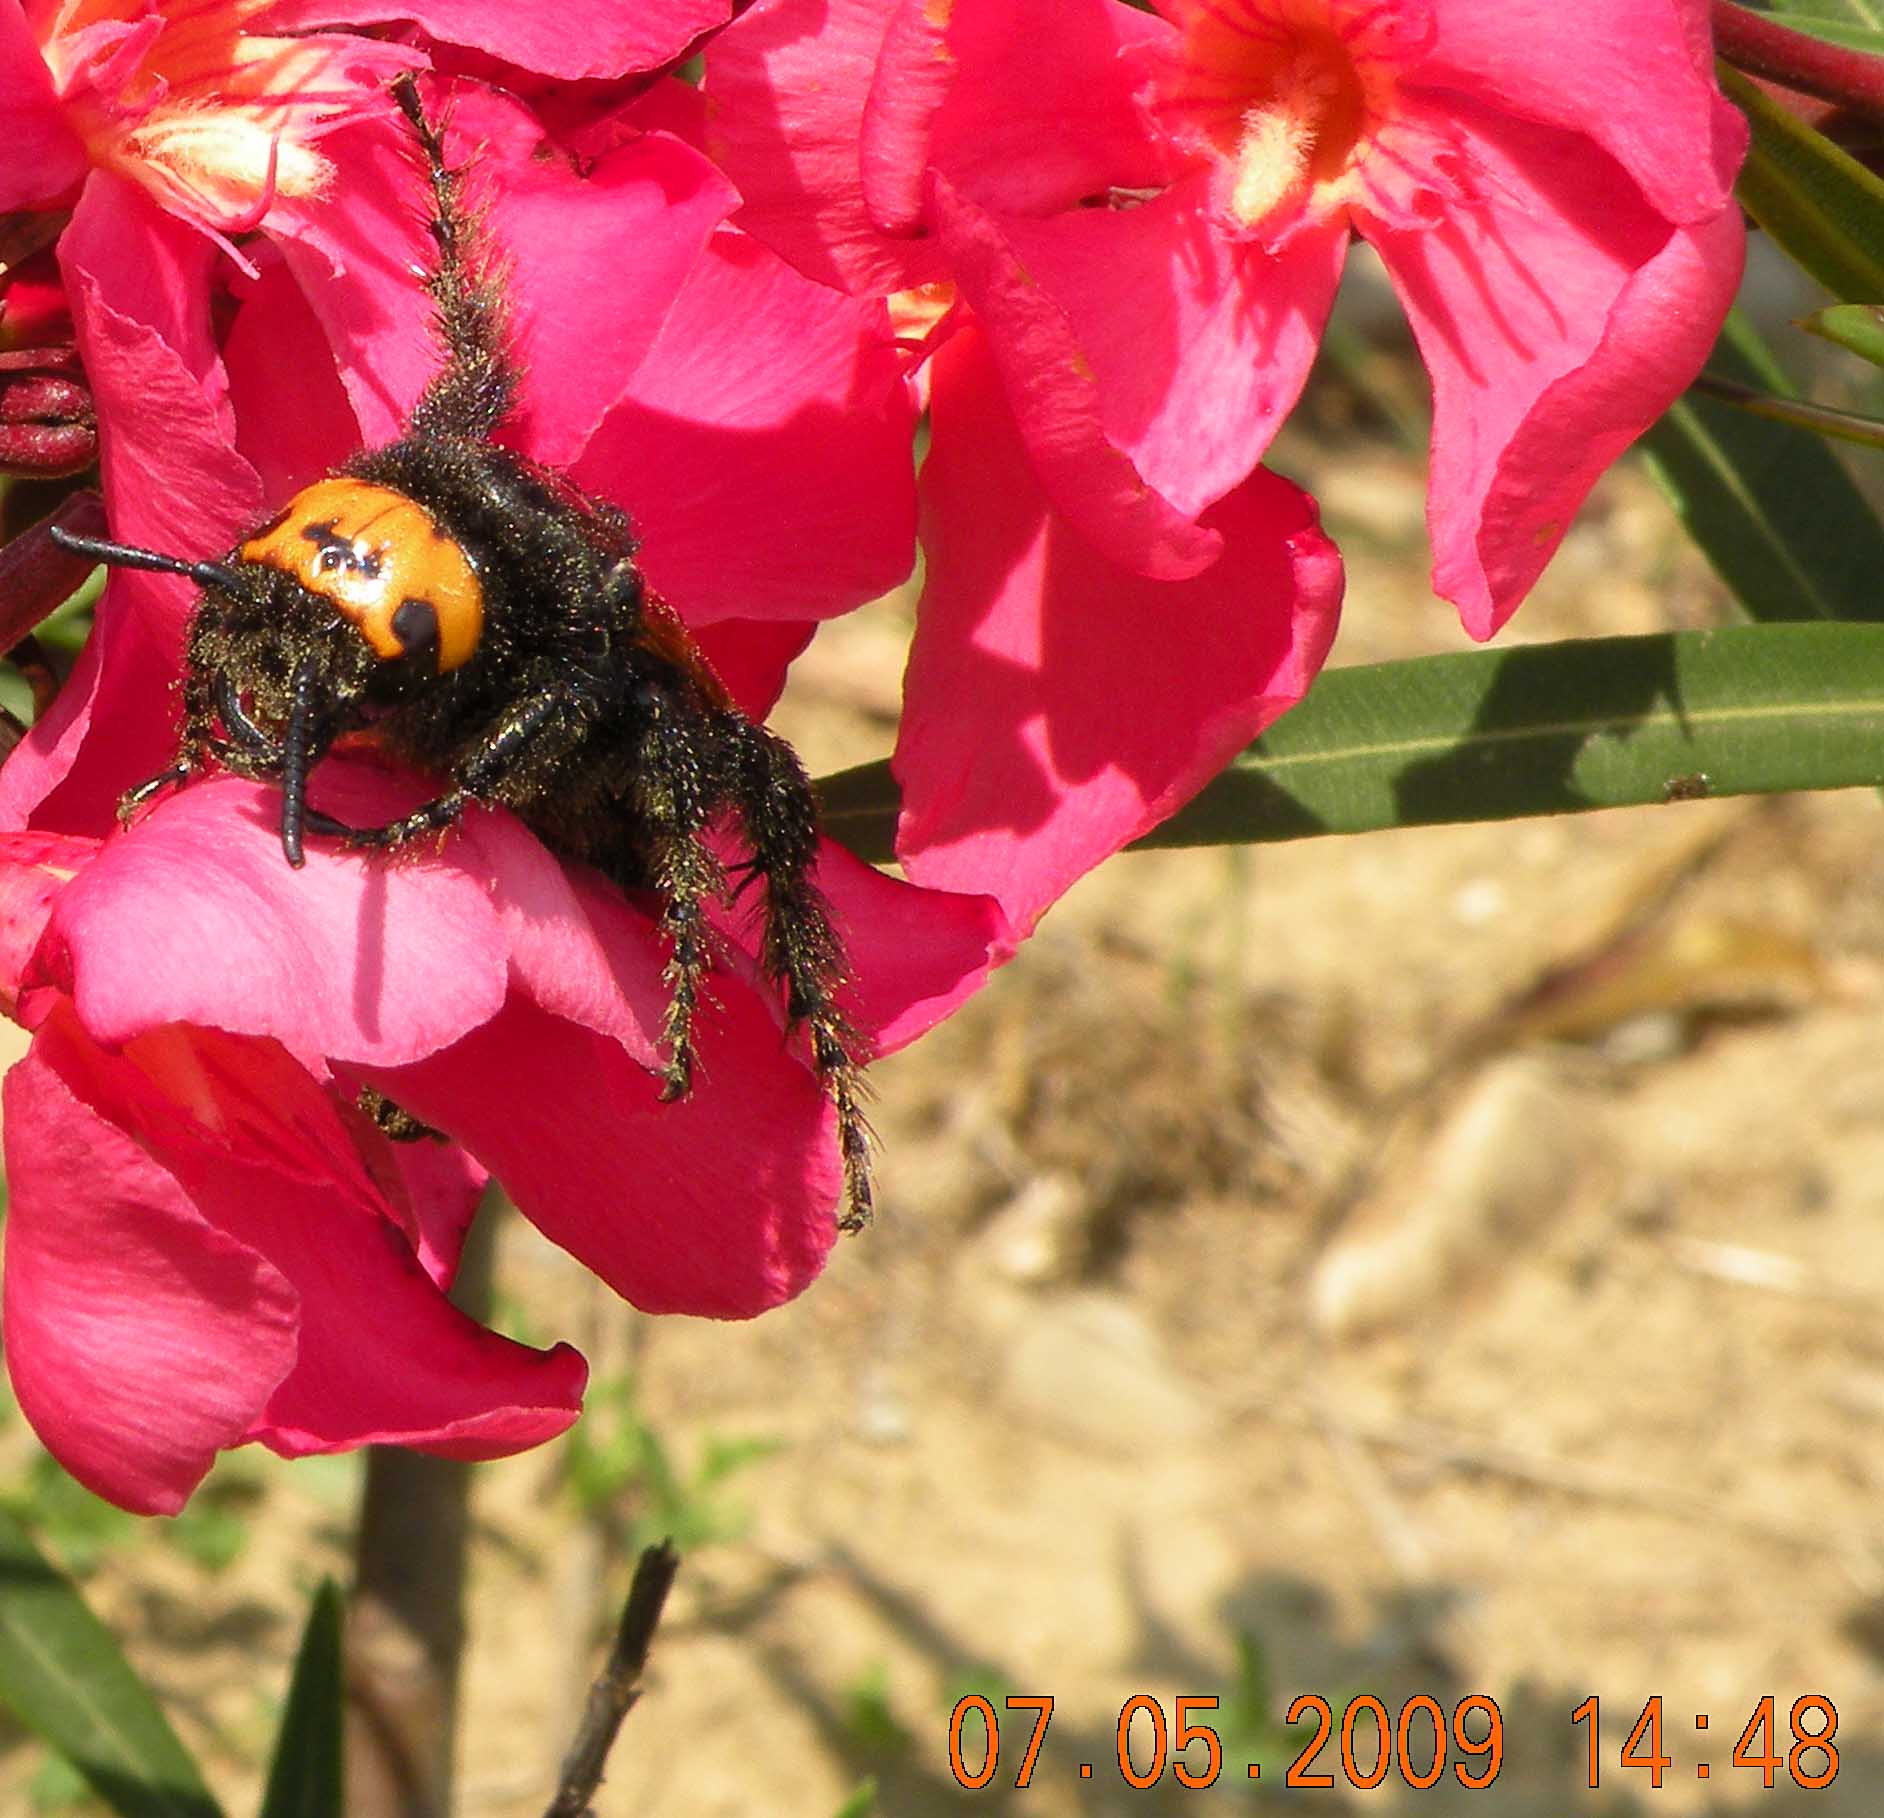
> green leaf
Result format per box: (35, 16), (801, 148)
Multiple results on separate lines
(1799, 301), (1884, 364)
(1756, 0), (1884, 42)
(819, 623), (1884, 859)
(1760, 16), (1884, 50)
(256, 1582), (343, 1818)
(0, 1509), (221, 1818)
(1638, 311), (1884, 623)
(1720, 61), (1884, 300)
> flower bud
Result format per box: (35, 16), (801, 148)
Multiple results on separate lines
(0, 346), (95, 478)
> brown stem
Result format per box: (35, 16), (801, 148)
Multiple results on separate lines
(1714, 0), (1884, 119)
(542, 1542), (682, 1818)
(0, 491), (105, 650)
(345, 1198), (499, 1818)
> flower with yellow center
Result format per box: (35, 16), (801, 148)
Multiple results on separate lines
(710, 0), (1749, 638)
(1149, 0), (1454, 244)
(9, 0), (415, 256)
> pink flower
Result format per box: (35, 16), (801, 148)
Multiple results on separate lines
(708, 0), (1748, 636)
(894, 323), (1343, 930)
(699, 2), (1348, 937)
(0, 74), (1008, 1512)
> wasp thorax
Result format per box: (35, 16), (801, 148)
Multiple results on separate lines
(239, 478), (483, 673)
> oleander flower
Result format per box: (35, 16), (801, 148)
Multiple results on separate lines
(708, 0), (1748, 636)
(0, 75), (1007, 1512)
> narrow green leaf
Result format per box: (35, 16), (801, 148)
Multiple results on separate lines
(819, 623), (1884, 860)
(1759, 0), (1884, 43)
(1798, 300), (1884, 365)
(256, 1582), (344, 1818)
(1638, 311), (1884, 623)
(1692, 374), (1884, 448)
(1759, 16), (1884, 50)
(0, 1509), (222, 1818)
(1720, 61), (1884, 300)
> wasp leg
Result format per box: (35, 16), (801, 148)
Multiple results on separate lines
(215, 672), (282, 761)
(615, 693), (722, 1103)
(117, 763), (192, 826)
(390, 73), (518, 443)
(326, 691), (562, 850)
(724, 718), (874, 1231)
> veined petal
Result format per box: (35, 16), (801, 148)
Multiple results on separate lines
(930, 174), (1223, 582)
(989, 170), (1345, 520)
(1419, 0), (1745, 223)
(1369, 97), (1744, 637)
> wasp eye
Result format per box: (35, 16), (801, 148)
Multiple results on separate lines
(318, 546), (344, 573)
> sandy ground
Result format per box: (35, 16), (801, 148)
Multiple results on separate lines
(6, 434), (1884, 1817)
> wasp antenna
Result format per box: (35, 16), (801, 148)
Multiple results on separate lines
(48, 525), (244, 594)
(279, 655), (320, 869)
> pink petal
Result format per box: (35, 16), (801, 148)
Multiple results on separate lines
(3, 1019), (298, 1515)
(364, 974), (841, 1319)
(857, 0), (956, 237)
(486, 117), (738, 468)
(274, 87), (735, 460)
(575, 228), (918, 623)
(451, 814), (668, 1074)
(223, 254), (362, 501)
(925, 0), (1176, 214)
(237, 1161), (585, 1460)
(0, 6), (87, 211)
(61, 172), (224, 407)
(25, 182), (266, 831)
(929, 174), (1222, 582)
(263, 0), (729, 79)
(0, 575), (199, 838)
(15, 1006), (584, 1479)
(706, 0), (948, 294)
(0, 831), (96, 1011)
(813, 840), (1014, 1052)
(988, 171), (1345, 519)
(334, 1116), (489, 1292)
(895, 327), (1343, 934)
(17, 195), (262, 833)
(40, 767), (510, 1071)
(1421, 0), (1746, 223)
(60, 177), (262, 548)
(692, 619), (816, 719)
(1369, 98), (1744, 638)
(266, 110), (452, 448)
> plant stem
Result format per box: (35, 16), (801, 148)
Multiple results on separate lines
(542, 1543), (682, 1818)
(1690, 372), (1884, 449)
(345, 1196), (499, 1818)
(1713, 0), (1884, 118)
